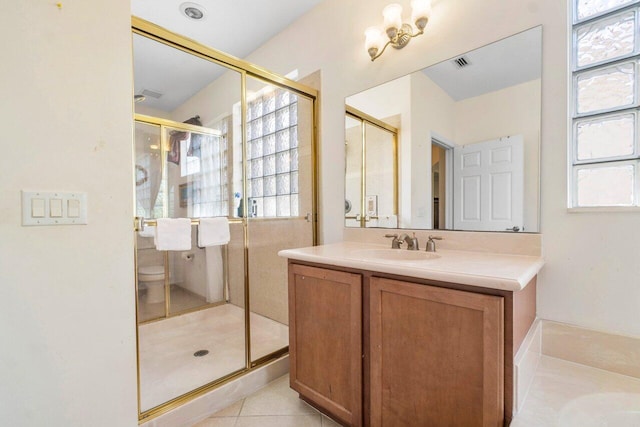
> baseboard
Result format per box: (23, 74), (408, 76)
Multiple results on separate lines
(541, 320), (640, 380)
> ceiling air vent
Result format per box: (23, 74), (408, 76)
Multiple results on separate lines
(452, 56), (471, 69)
(141, 89), (163, 99)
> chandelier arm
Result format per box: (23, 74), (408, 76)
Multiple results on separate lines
(408, 28), (424, 39)
(370, 39), (394, 61)
(370, 26), (425, 61)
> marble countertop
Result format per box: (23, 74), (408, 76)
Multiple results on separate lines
(278, 242), (544, 292)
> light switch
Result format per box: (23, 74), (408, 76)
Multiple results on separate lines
(31, 198), (45, 218)
(50, 199), (63, 217)
(22, 190), (87, 226)
(67, 199), (80, 218)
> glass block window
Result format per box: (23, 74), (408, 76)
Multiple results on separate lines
(189, 117), (230, 217)
(571, 0), (640, 207)
(246, 87), (299, 217)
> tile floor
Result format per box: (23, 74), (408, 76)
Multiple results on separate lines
(191, 375), (341, 427)
(511, 356), (640, 426)
(192, 356), (640, 427)
(139, 304), (288, 412)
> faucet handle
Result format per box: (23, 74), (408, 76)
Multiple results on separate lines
(426, 235), (443, 252)
(384, 233), (402, 249)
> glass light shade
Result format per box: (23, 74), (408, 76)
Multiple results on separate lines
(411, 0), (431, 29)
(383, 4), (403, 32)
(365, 26), (383, 51)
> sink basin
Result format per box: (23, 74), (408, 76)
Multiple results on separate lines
(351, 249), (441, 262)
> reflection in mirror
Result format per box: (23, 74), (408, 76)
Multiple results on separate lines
(345, 26), (542, 232)
(345, 107), (398, 228)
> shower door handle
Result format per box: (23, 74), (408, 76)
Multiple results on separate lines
(305, 213), (312, 222)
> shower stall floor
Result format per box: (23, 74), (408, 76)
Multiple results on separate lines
(138, 303), (289, 412)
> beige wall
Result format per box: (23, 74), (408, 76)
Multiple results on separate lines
(409, 71), (456, 228)
(3, 0), (640, 425)
(0, 1), (137, 426)
(244, 0), (640, 338)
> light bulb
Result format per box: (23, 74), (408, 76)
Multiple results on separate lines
(365, 27), (383, 59)
(411, 0), (431, 30)
(382, 3), (403, 39)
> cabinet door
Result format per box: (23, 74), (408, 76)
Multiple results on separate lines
(289, 264), (363, 426)
(369, 277), (504, 427)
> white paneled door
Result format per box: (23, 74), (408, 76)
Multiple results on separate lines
(453, 135), (524, 232)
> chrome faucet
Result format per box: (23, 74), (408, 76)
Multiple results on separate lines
(400, 233), (420, 250)
(385, 233), (419, 250)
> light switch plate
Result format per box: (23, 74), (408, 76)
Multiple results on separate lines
(22, 191), (87, 226)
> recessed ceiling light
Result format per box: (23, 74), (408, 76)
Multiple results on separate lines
(180, 2), (206, 20)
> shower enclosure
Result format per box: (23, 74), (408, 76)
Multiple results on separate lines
(344, 106), (398, 228)
(132, 18), (317, 421)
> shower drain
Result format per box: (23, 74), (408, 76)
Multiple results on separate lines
(193, 349), (209, 357)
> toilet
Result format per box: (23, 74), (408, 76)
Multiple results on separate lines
(138, 265), (166, 304)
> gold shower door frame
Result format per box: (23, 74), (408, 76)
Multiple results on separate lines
(132, 16), (318, 423)
(345, 106), (398, 228)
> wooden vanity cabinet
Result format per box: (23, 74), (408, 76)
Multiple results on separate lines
(369, 277), (504, 427)
(288, 263), (364, 426)
(288, 261), (536, 427)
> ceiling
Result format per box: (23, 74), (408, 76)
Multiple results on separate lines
(422, 27), (542, 101)
(132, 0), (323, 112)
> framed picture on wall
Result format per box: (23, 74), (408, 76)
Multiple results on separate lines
(179, 183), (191, 208)
(365, 195), (378, 217)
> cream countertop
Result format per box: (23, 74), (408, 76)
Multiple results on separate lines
(278, 241), (544, 292)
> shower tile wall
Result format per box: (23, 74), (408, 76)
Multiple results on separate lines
(248, 218), (312, 325)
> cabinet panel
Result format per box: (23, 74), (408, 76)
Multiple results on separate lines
(369, 277), (504, 427)
(289, 264), (363, 426)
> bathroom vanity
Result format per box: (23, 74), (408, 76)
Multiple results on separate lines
(279, 242), (544, 427)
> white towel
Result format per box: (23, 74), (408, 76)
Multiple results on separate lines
(198, 217), (230, 247)
(154, 218), (192, 251)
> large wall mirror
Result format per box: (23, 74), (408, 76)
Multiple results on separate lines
(345, 26), (542, 233)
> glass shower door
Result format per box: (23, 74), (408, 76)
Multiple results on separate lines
(133, 32), (246, 415)
(244, 77), (316, 364)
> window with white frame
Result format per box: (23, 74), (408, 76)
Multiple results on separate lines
(571, 0), (640, 207)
